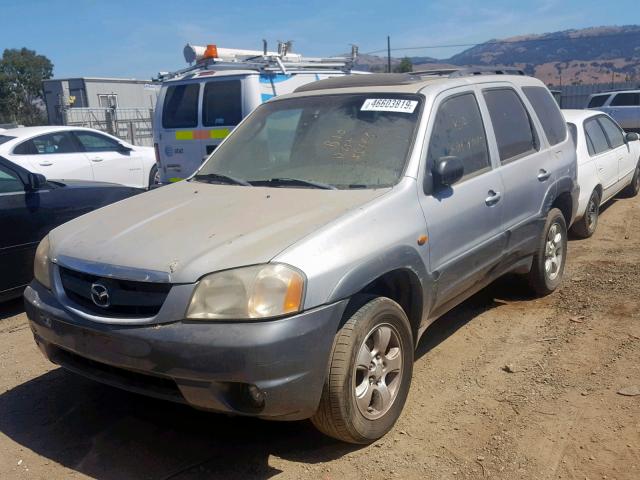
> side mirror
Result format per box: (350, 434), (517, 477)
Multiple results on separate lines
(118, 143), (133, 154)
(433, 156), (464, 187)
(625, 132), (639, 142)
(27, 172), (47, 191)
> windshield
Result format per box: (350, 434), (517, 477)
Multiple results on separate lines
(0, 135), (16, 145)
(194, 94), (422, 189)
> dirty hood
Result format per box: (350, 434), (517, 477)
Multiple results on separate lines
(50, 180), (388, 283)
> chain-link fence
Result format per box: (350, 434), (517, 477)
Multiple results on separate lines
(62, 107), (154, 146)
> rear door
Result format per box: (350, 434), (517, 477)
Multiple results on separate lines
(10, 131), (92, 181)
(482, 85), (555, 254)
(73, 130), (144, 187)
(418, 88), (505, 308)
(597, 115), (636, 184)
(200, 78), (243, 158)
(584, 117), (618, 200)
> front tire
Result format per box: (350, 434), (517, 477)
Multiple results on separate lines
(623, 163), (640, 197)
(311, 297), (414, 444)
(528, 208), (567, 296)
(148, 165), (160, 188)
(571, 189), (600, 238)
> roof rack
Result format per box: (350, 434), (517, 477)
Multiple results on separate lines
(155, 42), (359, 82)
(447, 67), (525, 77)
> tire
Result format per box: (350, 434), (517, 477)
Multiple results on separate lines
(148, 165), (160, 188)
(311, 296), (414, 444)
(528, 208), (568, 296)
(623, 163), (640, 197)
(571, 189), (600, 238)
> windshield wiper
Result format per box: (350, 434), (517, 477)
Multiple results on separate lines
(250, 177), (337, 190)
(192, 173), (251, 186)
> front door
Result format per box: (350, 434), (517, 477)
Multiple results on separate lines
(418, 88), (505, 310)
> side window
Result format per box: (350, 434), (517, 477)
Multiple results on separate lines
(427, 92), (491, 183)
(522, 86), (567, 146)
(587, 95), (609, 108)
(14, 132), (79, 155)
(0, 164), (25, 194)
(483, 88), (537, 164)
(74, 131), (121, 152)
(202, 80), (242, 127)
(597, 116), (625, 149)
(584, 119), (610, 156)
(162, 84), (200, 129)
(610, 92), (640, 107)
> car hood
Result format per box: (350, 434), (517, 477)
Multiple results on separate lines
(50, 180), (389, 283)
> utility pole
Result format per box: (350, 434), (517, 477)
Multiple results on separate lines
(387, 35), (391, 73)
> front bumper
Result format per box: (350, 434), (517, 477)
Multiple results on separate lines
(24, 281), (347, 421)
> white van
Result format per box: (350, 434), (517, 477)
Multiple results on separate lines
(154, 43), (360, 183)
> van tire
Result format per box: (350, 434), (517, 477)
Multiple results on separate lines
(311, 296), (413, 444)
(528, 208), (567, 296)
(571, 189), (600, 238)
(623, 163), (640, 197)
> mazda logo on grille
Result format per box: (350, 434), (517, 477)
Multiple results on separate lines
(90, 282), (110, 308)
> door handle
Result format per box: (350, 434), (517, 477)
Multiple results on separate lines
(485, 190), (501, 206)
(39, 160), (53, 166)
(90, 157), (104, 162)
(537, 169), (551, 181)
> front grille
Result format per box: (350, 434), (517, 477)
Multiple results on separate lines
(59, 266), (171, 318)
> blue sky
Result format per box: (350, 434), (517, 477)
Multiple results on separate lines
(0, 0), (637, 79)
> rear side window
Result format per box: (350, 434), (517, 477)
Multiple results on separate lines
(522, 86), (567, 146)
(597, 116), (625, 149)
(610, 92), (640, 107)
(427, 93), (490, 183)
(483, 88), (537, 164)
(203, 80), (242, 127)
(584, 119), (610, 156)
(162, 84), (199, 129)
(14, 132), (79, 155)
(74, 131), (121, 152)
(587, 95), (609, 108)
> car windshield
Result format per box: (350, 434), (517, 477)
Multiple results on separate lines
(194, 94), (422, 189)
(0, 135), (16, 145)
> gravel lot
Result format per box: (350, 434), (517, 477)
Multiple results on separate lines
(1, 194), (639, 480)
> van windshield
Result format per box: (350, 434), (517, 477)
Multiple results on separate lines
(194, 94), (422, 189)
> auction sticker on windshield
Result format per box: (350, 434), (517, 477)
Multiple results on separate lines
(361, 98), (418, 113)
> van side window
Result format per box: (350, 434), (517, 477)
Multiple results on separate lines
(610, 92), (640, 107)
(203, 80), (242, 127)
(522, 86), (567, 146)
(587, 95), (609, 108)
(162, 84), (199, 129)
(483, 88), (537, 164)
(427, 93), (490, 183)
(584, 119), (610, 156)
(597, 116), (625, 149)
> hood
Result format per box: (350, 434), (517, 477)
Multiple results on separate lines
(50, 181), (388, 283)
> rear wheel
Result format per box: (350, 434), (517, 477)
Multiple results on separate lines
(571, 189), (600, 238)
(311, 297), (413, 444)
(623, 163), (640, 197)
(528, 208), (567, 296)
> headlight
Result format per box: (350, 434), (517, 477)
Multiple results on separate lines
(34, 236), (52, 289)
(186, 264), (305, 320)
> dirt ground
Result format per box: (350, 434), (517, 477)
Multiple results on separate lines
(1, 194), (639, 480)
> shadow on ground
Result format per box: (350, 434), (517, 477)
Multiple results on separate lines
(0, 275), (535, 480)
(0, 298), (24, 321)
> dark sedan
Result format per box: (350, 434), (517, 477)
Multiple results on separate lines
(0, 155), (141, 302)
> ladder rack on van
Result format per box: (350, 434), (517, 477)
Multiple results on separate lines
(155, 42), (359, 82)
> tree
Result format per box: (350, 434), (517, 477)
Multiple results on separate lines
(0, 48), (53, 125)
(394, 57), (413, 73)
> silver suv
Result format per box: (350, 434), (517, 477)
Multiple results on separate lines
(586, 90), (640, 133)
(25, 69), (578, 444)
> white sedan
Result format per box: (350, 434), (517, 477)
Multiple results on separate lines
(563, 109), (640, 237)
(0, 126), (159, 189)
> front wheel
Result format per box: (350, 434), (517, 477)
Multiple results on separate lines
(148, 165), (161, 188)
(528, 208), (568, 296)
(623, 163), (640, 197)
(311, 297), (414, 444)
